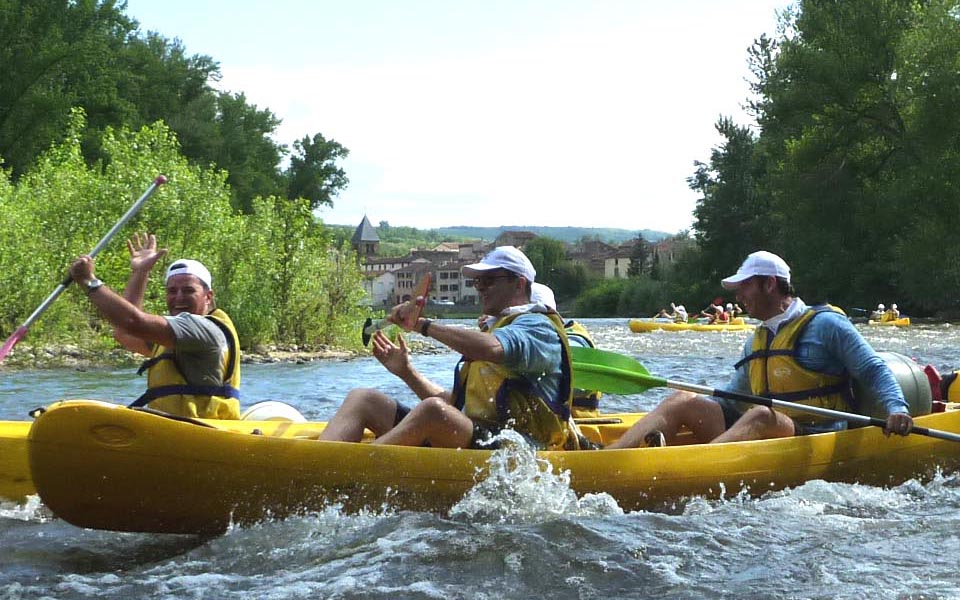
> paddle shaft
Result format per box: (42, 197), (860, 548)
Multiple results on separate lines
(0, 175), (166, 361)
(667, 379), (960, 443)
(568, 346), (960, 444)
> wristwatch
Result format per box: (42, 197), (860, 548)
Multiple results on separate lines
(85, 278), (104, 295)
(420, 318), (433, 337)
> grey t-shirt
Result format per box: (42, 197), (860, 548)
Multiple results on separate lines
(163, 313), (228, 386)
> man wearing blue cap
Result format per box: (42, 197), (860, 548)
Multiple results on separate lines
(69, 233), (241, 419)
(608, 250), (913, 448)
(321, 245), (583, 450)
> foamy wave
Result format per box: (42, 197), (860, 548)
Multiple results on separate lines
(449, 429), (623, 523)
(0, 494), (51, 522)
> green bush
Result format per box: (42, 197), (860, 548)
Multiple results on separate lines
(0, 110), (367, 355)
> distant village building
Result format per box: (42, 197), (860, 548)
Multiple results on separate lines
(436, 260), (468, 304)
(605, 244), (634, 279)
(494, 230), (537, 249)
(393, 259), (434, 304)
(352, 216), (688, 308)
(568, 240), (615, 277)
(362, 255), (413, 274)
(457, 241), (486, 261)
(361, 271), (396, 307)
(351, 215), (380, 259)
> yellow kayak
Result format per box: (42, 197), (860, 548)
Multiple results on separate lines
(629, 317), (755, 333)
(868, 317), (911, 327)
(26, 399), (960, 534)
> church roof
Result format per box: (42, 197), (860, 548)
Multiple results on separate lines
(351, 215), (380, 244)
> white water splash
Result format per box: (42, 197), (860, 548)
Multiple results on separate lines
(449, 429), (622, 523)
(0, 494), (50, 522)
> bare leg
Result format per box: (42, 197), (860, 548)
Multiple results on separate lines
(319, 388), (399, 442)
(373, 397), (474, 448)
(711, 405), (794, 443)
(606, 392), (726, 449)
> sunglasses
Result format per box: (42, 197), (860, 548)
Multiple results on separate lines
(473, 274), (514, 287)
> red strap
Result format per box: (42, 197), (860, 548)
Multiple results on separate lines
(924, 364), (943, 402)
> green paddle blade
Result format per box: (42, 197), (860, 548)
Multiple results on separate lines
(569, 346), (668, 395)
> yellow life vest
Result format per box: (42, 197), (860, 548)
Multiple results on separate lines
(565, 319), (602, 418)
(453, 311), (579, 450)
(130, 309), (241, 419)
(944, 371), (960, 403)
(735, 305), (853, 423)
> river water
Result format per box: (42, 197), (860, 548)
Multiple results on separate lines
(3, 318), (960, 599)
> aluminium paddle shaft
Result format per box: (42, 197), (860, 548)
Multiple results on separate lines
(0, 175), (167, 362)
(21, 174), (167, 328)
(673, 380), (960, 444)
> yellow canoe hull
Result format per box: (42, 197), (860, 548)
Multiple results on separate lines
(629, 318), (755, 333)
(26, 400), (960, 534)
(868, 317), (911, 327)
(0, 421), (33, 502)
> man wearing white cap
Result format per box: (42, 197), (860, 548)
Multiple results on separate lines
(69, 233), (241, 419)
(321, 246), (583, 450)
(608, 250), (913, 448)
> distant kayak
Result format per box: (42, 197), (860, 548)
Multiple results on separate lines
(628, 317), (756, 333)
(868, 317), (911, 327)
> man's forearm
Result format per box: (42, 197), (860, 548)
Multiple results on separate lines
(416, 318), (504, 363)
(122, 268), (152, 308)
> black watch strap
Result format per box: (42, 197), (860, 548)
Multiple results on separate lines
(420, 318), (433, 337)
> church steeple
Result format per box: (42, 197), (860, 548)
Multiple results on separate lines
(351, 215), (380, 258)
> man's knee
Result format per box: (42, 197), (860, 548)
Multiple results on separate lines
(739, 406), (794, 435)
(660, 391), (715, 418)
(407, 396), (452, 421)
(660, 390), (698, 409)
(341, 388), (395, 415)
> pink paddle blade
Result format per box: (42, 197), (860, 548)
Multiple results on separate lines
(0, 326), (28, 363)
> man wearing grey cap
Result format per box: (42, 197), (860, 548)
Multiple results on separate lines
(69, 233), (241, 419)
(321, 245), (584, 450)
(608, 250), (913, 449)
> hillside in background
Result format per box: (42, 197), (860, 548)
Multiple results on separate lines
(328, 222), (677, 258)
(436, 226), (671, 244)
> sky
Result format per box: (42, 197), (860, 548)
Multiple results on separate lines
(124, 0), (790, 234)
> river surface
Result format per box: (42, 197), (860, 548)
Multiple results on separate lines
(3, 318), (960, 599)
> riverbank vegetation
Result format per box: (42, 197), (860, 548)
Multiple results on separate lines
(0, 112), (367, 354)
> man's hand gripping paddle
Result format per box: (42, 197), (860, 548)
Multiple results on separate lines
(362, 273), (432, 346)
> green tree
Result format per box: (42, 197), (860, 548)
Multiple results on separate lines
(0, 0), (133, 177)
(213, 92), (284, 212)
(689, 117), (771, 284)
(626, 235), (649, 277)
(284, 133), (350, 209)
(747, 0), (915, 305)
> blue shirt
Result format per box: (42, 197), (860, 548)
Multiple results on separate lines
(724, 305), (908, 426)
(492, 312), (563, 404)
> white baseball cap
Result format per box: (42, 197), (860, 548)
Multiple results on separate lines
(721, 251), (791, 289)
(530, 282), (557, 310)
(165, 259), (212, 289)
(463, 246), (536, 282)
